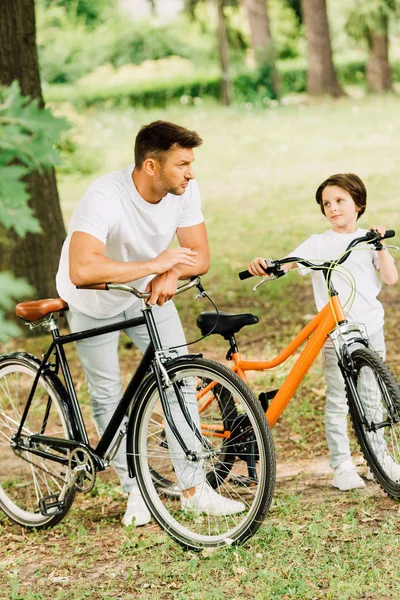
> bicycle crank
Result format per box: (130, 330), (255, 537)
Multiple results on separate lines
(68, 447), (96, 493)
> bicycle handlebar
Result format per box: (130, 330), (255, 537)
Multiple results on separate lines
(238, 229), (396, 280)
(77, 276), (202, 299)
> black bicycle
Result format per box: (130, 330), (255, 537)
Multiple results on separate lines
(0, 278), (275, 549)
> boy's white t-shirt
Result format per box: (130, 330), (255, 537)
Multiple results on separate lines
(291, 228), (384, 336)
(56, 164), (204, 318)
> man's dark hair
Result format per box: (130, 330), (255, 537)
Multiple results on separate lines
(315, 173), (367, 220)
(134, 120), (203, 167)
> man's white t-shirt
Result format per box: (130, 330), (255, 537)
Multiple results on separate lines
(291, 228), (384, 336)
(56, 164), (204, 318)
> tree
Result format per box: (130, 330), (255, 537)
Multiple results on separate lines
(346, 0), (398, 92)
(300, 0), (344, 97)
(0, 0), (67, 307)
(242, 0), (280, 96)
(216, 0), (233, 105)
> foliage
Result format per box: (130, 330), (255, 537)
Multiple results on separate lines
(346, 0), (400, 40)
(269, 0), (304, 59)
(36, 3), (218, 85)
(0, 81), (69, 339)
(0, 81), (69, 235)
(43, 51), (400, 108)
(37, 0), (115, 27)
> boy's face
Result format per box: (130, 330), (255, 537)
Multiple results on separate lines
(321, 185), (360, 233)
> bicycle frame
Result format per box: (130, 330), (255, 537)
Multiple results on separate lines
(228, 294), (346, 427)
(16, 304), (202, 471)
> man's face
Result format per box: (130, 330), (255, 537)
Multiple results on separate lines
(155, 146), (195, 196)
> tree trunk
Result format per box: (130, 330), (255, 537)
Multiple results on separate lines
(366, 26), (392, 93)
(216, 0), (232, 106)
(301, 0), (344, 97)
(242, 0), (280, 96)
(0, 0), (66, 305)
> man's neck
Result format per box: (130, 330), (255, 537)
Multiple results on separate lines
(132, 168), (165, 205)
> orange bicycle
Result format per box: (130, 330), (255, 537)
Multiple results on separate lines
(196, 229), (400, 498)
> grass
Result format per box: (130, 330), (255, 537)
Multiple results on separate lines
(2, 93), (400, 599)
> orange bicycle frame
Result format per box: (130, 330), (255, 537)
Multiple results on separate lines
(228, 295), (346, 427)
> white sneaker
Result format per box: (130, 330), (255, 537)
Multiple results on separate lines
(366, 467), (374, 481)
(122, 486), (151, 527)
(382, 455), (400, 482)
(332, 459), (366, 491)
(181, 483), (245, 516)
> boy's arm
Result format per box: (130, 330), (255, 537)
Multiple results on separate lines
(377, 248), (398, 285)
(369, 226), (398, 285)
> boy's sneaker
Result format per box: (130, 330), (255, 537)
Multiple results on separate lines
(181, 483), (245, 516)
(381, 455), (400, 482)
(332, 459), (366, 491)
(122, 486), (151, 527)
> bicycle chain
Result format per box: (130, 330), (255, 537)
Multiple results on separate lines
(14, 447), (67, 485)
(14, 443), (97, 492)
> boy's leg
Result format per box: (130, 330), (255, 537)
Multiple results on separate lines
(322, 346), (353, 469)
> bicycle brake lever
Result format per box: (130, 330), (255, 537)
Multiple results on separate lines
(252, 272), (284, 291)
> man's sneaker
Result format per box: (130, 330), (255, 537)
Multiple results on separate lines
(366, 467), (374, 481)
(181, 483), (245, 516)
(332, 459), (366, 491)
(122, 486), (151, 527)
(381, 455), (400, 482)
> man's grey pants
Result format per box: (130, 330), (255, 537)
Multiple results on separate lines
(67, 300), (203, 493)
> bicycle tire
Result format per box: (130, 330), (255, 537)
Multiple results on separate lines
(130, 356), (275, 549)
(346, 347), (400, 498)
(148, 381), (238, 495)
(0, 353), (76, 528)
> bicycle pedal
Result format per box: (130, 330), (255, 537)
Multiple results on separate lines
(38, 494), (64, 516)
(259, 390), (278, 412)
(228, 475), (258, 487)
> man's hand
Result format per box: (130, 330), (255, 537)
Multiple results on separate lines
(151, 247), (197, 275)
(145, 270), (180, 306)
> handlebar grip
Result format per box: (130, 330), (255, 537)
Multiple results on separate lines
(239, 264), (275, 280)
(384, 230), (395, 239)
(238, 270), (254, 280)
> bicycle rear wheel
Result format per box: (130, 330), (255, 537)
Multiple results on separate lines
(0, 353), (76, 528)
(130, 356), (275, 549)
(346, 347), (400, 498)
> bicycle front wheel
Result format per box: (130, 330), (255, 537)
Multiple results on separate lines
(130, 356), (275, 549)
(0, 353), (76, 528)
(346, 347), (400, 498)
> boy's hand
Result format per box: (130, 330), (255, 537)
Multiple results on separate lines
(369, 226), (386, 238)
(248, 257), (272, 277)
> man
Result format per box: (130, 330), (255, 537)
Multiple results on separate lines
(56, 120), (244, 526)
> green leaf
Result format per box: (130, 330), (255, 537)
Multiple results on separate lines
(0, 272), (34, 341)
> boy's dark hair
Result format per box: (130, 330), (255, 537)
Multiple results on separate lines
(134, 120), (203, 167)
(315, 173), (367, 220)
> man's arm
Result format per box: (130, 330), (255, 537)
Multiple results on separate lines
(69, 231), (198, 287)
(146, 222), (210, 305)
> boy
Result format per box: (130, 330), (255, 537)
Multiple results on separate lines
(248, 174), (398, 491)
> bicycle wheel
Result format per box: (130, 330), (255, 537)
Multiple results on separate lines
(0, 353), (76, 528)
(148, 380), (237, 495)
(130, 356), (275, 549)
(346, 347), (400, 498)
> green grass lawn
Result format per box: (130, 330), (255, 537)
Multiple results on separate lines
(2, 94), (400, 599)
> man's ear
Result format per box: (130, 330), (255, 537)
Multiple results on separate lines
(143, 158), (156, 176)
